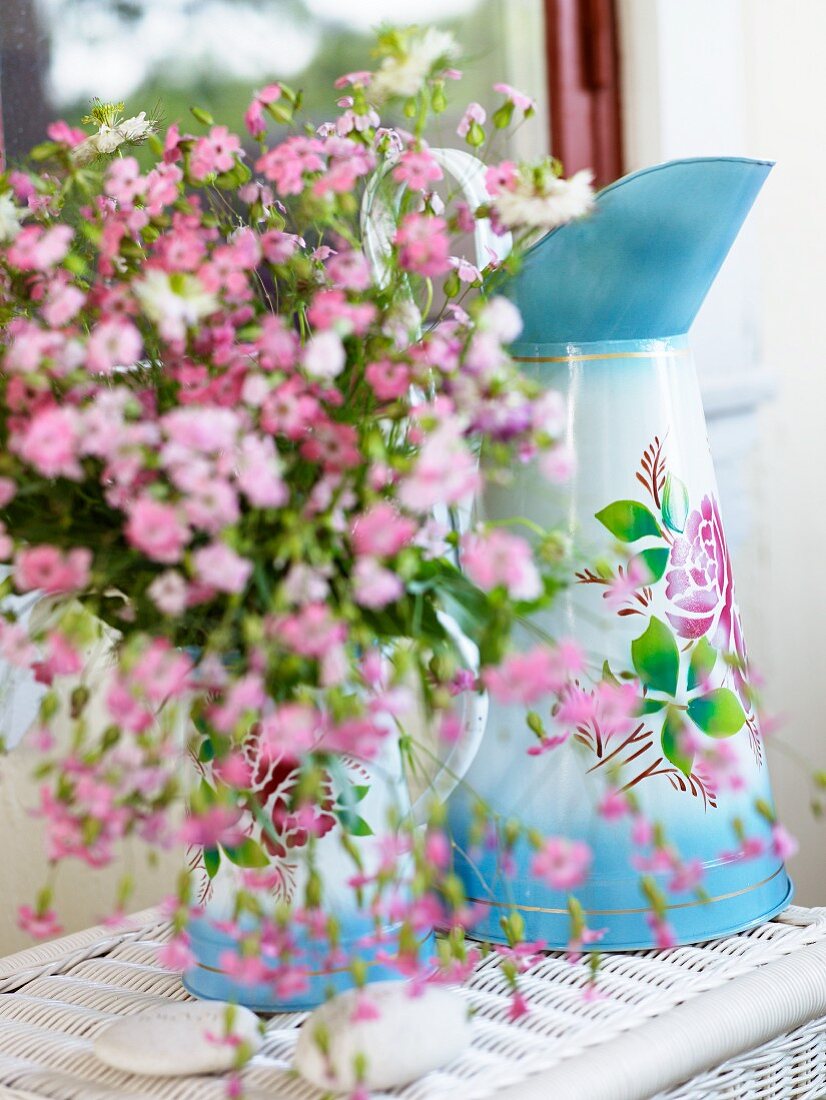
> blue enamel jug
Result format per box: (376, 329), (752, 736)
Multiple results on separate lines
(448, 157), (793, 948)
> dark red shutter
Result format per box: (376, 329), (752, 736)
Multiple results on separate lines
(544, 0), (624, 186)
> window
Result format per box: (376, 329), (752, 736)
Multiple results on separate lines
(0, 0), (545, 165)
(544, 0), (623, 185)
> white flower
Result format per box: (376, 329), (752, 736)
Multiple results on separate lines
(0, 193), (25, 243)
(71, 112), (158, 166)
(370, 28), (459, 103)
(493, 168), (595, 231)
(116, 112), (156, 143)
(302, 331), (345, 379)
(134, 270), (218, 341)
(480, 296), (523, 344)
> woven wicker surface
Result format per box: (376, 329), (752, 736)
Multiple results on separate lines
(0, 906), (824, 1099)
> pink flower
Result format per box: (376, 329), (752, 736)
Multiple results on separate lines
(394, 213), (451, 277)
(365, 359), (410, 401)
(180, 806), (245, 849)
(668, 858), (704, 893)
(145, 162), (183, 214)
(462, 528), (542, 600)
(771, 823), (798, 861)
(189, 126), (242, 181)
(236, 435), (287, 508)
(485, 161), (519, 196)
(483, 644), (581, 704)
(7, 224), (73, 271)
(392, 149), (443, 191)
(14, 546), (91, 594)
(457, 102), (486, 138)
(531, 836), (591, 890)
(125, 498), (190, 563)
(259, 703), (323, 758)
(313, 137), (375, 197)
(86, 319), (142, 374)
(16, 406), (83, 480)
(147, 570), (188, 615)
(508, 990), (530, 1021)
(244, 83), (282, 137)
(646, 914), (677, 949)
(493, 82), (537, 113)
(257, 135), (325, 195)
(353, 558), (404, 609)
(449, 256), (481, 283)
(334, 70), (372, 89)
(157, 933), (194, 971)
(352, 503), (416, 557)
(350, 993), (381, 1022)
(46, 120), (85, 147)
(540, 442), (575, 482)
(104, 157), (146, 204)
(398, 418), (479, 512)
(18, 904), (63, 939)
(43, 279), (85, 326)
(303, 331), (345, 380)
(35, 632), (83, 682)
(326, 250), (371, 291)
(193, 543), (253, 594)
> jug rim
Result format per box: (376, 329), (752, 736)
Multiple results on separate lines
(521, 155), (776, 261)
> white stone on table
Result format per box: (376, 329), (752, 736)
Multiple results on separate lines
(294, 980), (472, 1093)
(93, 1000), (262, 1076)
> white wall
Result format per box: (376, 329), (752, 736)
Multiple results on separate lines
(739, 0), (826, 906)
(620, 0), (826, 904)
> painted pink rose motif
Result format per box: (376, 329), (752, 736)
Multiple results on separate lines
(664, 493), (750, 707)
(665, 494), (732, 641)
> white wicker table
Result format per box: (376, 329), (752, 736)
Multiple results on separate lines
(0, 906), (825, 1099)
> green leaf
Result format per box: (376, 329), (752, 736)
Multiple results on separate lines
(688, 637), (718, 692)
(223, 838), (270, 868)
(630, 547), (670, 584)
(662, 705), (693, 775)
(595, 500), (661, 543)
(203, 847), (220, 879)
(662, 473), (690, 533)
(631, 616), (679, 696)
(687, 688), (747, 737)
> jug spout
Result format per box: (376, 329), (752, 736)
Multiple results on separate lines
(503, 157), (773, 345)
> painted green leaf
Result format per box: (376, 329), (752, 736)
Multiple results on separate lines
(640, 697), (665, 715)
(203, 847), (220, 879)
(688, 637), (718, 692)
(336, 808), (374, 836)
(602, 660), (620, 687)
(198, 737), (215, 764)
(630, 547), (670, 584)
(631, 616), (679, 696)
(687, 688), (747, 737)
(662, 473), (690, 533)
(662, 705), (694, 776)
(595, 500), (661, 543)
(223, 838), (270, 868)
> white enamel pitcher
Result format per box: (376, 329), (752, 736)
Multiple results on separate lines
(446, 156), (793, 948)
